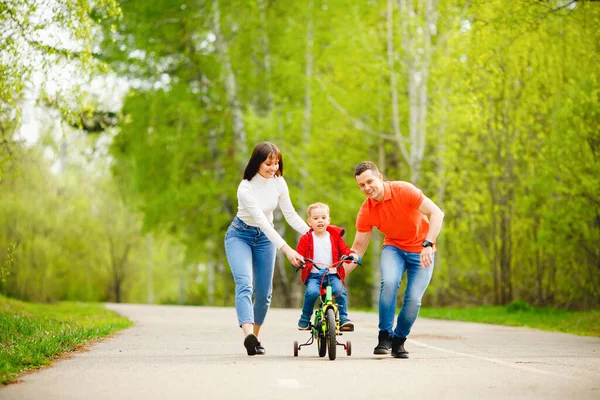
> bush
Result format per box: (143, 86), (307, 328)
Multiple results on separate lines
(506, 300), (533, 313)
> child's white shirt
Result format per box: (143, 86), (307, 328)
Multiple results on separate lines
(311, 231), (332, 273)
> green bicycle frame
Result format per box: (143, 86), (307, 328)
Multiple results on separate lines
(325, 286), (332, 303)
(314, 286), (338, 334)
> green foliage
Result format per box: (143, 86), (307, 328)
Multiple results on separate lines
(506, 300), (533, 313)
(1, 0), (598, 310)
(0, 0), (121, 109)
(0, 137), (186, 304)
(428, 0), (600, 308)
(0, 243), (15, 293)
(0, 295), (131, 385)
(420, 306), (600, 337)
(95, 0), (600, 310)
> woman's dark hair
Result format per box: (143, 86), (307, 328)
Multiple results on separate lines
(243, 142), (283, 180)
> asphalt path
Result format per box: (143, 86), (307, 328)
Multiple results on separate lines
(1, 303), (598, 399)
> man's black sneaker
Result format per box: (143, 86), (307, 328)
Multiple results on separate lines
(255, 342), (266, 355)
(373, 330), (392, 355)
(244, 333), (258, 356)
(391, 336), (409, 359)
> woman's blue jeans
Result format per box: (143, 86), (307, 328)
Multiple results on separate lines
(299, 271), (348, 326)
(224, 217), (276, 326)
(379, 245), (434, 339)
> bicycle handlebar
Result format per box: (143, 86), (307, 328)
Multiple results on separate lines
(295, 256), (361, 273)
(340, 254), (362, 266)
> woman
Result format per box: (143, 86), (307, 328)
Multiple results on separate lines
(224, 142), (308, 356)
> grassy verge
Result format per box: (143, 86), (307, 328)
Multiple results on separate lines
(418, 303), (600, 337)
(0, 295), (132, 385)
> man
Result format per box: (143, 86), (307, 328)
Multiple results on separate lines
(345, 161), (444, 358)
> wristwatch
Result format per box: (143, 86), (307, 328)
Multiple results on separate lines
(422, 240), (434, 248)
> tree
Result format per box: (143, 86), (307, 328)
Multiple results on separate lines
(88, 0), (600, 310)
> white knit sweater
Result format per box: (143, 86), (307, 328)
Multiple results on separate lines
(236, 174), (309, 249)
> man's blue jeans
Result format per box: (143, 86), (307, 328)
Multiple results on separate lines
(379, 245), (434, 339)
(299, 270), (349, 326)
(224, 217), (276, 326)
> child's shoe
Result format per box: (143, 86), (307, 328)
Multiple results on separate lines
(297, 320), (311, 330)
(340, 319), (354, 332)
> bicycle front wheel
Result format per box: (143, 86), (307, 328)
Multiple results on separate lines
(326, 308), (337, 360)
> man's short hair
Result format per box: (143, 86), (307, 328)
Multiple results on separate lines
(355, 161), (380, 177)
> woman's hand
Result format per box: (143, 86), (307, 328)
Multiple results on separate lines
(282, 244), (304, 268)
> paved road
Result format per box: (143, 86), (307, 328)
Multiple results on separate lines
(1, 304), (598, 400)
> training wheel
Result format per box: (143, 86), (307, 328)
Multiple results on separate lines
(293, 341), (299, 357)
(346, 341), (352, 356)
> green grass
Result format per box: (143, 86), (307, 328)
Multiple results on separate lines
(356, 301), (600, 337)
(0, 295), (132, 385)
(418, 303), (600, 337)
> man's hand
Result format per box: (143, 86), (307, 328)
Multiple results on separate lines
(345, 231), (371, 275)
(420, 246), (434, 268)
(341, 254), (361, 264)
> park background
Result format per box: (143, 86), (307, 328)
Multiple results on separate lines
(1, 0), (599, 314)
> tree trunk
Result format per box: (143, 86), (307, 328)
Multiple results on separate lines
(208, 122), (222, 306)
(387, 0), (410, 166)
(404, 0), (434, 184)
(146, 235), (154, 304)
(415, 0), (433, 183)
(490, 177), (501, 305)
(303, 0), (314, 143)
(274, 210), (292, 307)
(179, 264), (185, 305)
(270, 130), (293, 308)
(371, 142), (387, 308)
(435, 94), (447, 278)
(213, 0), (247, 169)
(108, 236), (131, 304)
(206, 239), (216, 305)
(289, 0), (316, 308)
(258, 0), (273, 113)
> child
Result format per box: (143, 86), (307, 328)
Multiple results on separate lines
(296, 203), (359, 332)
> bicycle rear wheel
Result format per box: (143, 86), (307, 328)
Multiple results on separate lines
(317, 334), (326, 357)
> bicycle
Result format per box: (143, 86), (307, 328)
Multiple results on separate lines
(293, 256), (360, 360)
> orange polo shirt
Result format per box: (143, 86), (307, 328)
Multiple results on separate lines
(356, 181), (430, 253)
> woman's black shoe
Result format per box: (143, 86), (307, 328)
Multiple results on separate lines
(255, 342), (266, 355)
(244, 334), (258, 356)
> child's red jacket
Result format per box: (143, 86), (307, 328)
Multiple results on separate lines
(296, 225), (353, 284)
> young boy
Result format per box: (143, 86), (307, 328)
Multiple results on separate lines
(296, 203), (359, 332)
